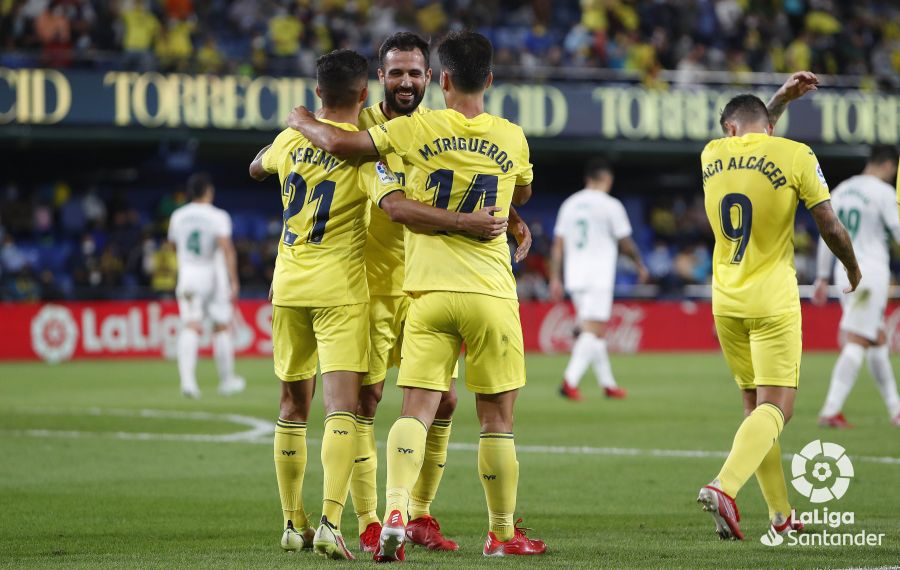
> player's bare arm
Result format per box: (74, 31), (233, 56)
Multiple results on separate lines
(549, 235), (565, 302)
(766, 71), (818, 127)
(287, 106), (377, 159)
(810, 200), (861, 293)
(618, 236), (649, 284)
(248, 144), (272, 181)
(508, 206), (532, 263)
(379, 191), (508, 239)
(512, 184), (532, 206)
(217, 236), (240, 300)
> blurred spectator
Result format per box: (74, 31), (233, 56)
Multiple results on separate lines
(34, 1), (72, 66)
(676, 43), (707, 86)
(196, 35), (223, 73)
(150, 240), (177, 298)
(155, 16), (194, 71)
(39, 270), (64, 301)
(5, 267), (40, 301)
(121, 0), (160, 70)
(268, 5), (302, 72)
(1, 235), (27, 274)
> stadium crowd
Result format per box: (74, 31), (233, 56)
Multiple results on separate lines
(1, 0), (899, 89)
(0, 175), (837, 302)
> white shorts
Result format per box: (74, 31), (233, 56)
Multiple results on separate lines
(177, 290), (232, 325)
(570, 289), (613, 323)
(837, 279), (888, 342)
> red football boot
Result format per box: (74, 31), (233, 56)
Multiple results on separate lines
(818, 412), (852, 428)
(359, 521), (381, 553)
(559, 381), (582, 401)
(406, 515), (458, 551)
(604, 386), (628, 399)
(773, 509), (804, 535)
(482, 519), (547, 557)
(697, 484), (743, 540)
(374, 510), (406, 563)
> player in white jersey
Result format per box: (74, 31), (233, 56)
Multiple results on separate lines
(813, 145), (900, 427)
(549, 158), (648, 401)
(168, 172), (244, 398)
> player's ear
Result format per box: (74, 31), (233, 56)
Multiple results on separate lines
(766, 122), (774, 136)
(440, 70), (450, 91)
(723, 120), (737, 137)
(315, 85), (322, 101)
(424, 68), (432, 86)
(359, 84), (368, 104)
(484, 71), (493, 90)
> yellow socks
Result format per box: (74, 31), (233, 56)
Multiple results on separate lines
(755, 439), (791, 521)
(384, 416), (428, 526)
(321, 412), (358, 527)
(274, 418), (309, 529)
(479, 433), (518, 542)
(716, 403), (785, 498)
(350, 415), (379, 535)
(409, 419), (452, 520)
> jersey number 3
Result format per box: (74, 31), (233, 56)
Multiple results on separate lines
(281, 171), (336, 246)
(720, 193), (752, 264)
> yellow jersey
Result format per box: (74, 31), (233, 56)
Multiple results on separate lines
(262, 121), (401, 307)
(357, 103), (431, 296)
(368, 108), (533, 300)
(702, 133), (830, 317)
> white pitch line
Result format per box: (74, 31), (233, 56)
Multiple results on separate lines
(3, 408), (899, 466)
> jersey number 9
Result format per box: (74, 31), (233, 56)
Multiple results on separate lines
(720, 193), (753, 264)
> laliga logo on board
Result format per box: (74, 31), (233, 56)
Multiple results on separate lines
(30, 304), (79, 364)
(790, 439), (854, 503)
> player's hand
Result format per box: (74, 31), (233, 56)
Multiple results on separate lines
(287, 106), (316, 131)
(636, 265), (650, 284)
(509, 218), (532, 263)
(842, 265), (861, 294)
(774, 71), (818, 103)
(811, 277), (829, 306)
(549, 278), (564, 303)
(462, 206), (508, 239)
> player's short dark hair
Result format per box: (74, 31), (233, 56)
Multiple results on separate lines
(868, 144), (899, 166)
(719, 94), (770, 131)
(187, 172), (213, 200)
(316, 49), (368, 108)
(379, 32), (430, 68)
(437, 31), (492, 93)
(585, 158), (613, 180)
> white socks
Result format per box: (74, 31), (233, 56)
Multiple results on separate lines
(866, 345), (900, 417)
(177, 328), (200, 392)
(591, 338), (617, 389)
(213, 329), (235, 384)
(564, 332), (617, 389)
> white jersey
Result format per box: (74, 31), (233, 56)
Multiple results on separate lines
(554, 189), (632, 292)
(816, 174), (900, 284)
(168, 202), (232, 295)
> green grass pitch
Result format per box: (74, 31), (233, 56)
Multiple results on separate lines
(1, 353), (898, 568)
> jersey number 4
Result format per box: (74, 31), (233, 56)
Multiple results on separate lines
(281, 171), (335, 246)
(720, 193), (752, 264)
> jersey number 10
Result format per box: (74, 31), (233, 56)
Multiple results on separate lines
(720, 193), (753, 264)
(281, 171), (336, 246)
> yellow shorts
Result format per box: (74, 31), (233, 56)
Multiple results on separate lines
(366, 294), (459, 385)
(714, 311), (801, 390)
(398, 291), (524, 395)
(272, 303), (368, 381)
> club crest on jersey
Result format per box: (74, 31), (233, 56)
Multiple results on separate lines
(375, 161), (397, 184)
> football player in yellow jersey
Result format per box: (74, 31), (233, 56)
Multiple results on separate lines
(696, 93), (861, 540)
(248, 49), (508, 560)
(350, 32), (533, 554)
(288, 30), (547, 561)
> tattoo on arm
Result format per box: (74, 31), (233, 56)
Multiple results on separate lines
(810, 201), (858, 271)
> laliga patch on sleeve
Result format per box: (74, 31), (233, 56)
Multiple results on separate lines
(375, 161), (397, 184)
(816, 163), (829, 189)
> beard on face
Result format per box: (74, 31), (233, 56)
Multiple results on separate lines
(384, 83), (425, 115)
